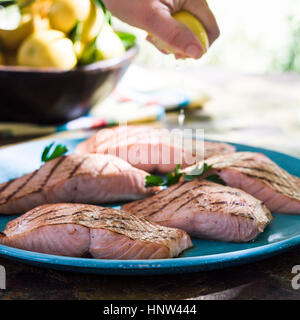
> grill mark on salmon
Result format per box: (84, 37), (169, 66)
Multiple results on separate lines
(67, 156), (87, 180)
(122, 179), (272, 243)
(135, 181), (213, 216)
(75, 125), (236, 173)
(146, 185), (201, 217)
(211, 201), (227, 205)
(94, 224), (176, 239)
(0, 180), (14, 194)
(174, 192), (205, 212)
(150, 181), (187, 202)
(131, 182), (187, 214)
(226, 165), (292, 188)
(210, 190), (242, 196)
(45, 212), (86, 221)
(27, 210), (65, 223)
(132, 184), (188, 215)
(1, 170), (38, 204)
(0, 154), (159, 215)
(229, 165), (279, 176)
(2, 157), (75, 209)
(0, 203), (192, 259)
(39, 157), (66, 191)
(242, 173), (294, 191)
(186, 152), (300, 214)
(98, 162), (110, 175)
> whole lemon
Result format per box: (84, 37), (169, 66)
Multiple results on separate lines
(81, 0), (104, 43)
(94, 24), (125, 60)
(80, 24), (125, 64)
(150, 11), (209, 57)
(0, 14), (34, 51)
(17, 29), (77, 69)
(49, 0), (91, 33)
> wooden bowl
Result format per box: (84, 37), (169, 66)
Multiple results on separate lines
(0, 47), (137, 125)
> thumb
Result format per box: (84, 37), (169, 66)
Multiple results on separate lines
(145, 10), (204, 59)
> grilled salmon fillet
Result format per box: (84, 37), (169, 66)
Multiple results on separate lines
(185, 152), (300, 214)
(0, 204), (192, 259)
(122, 180), (272, 242)
(0, 154), (159, 215)
(75, 125), (235, 173)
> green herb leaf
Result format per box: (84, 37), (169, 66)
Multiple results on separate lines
(0, 3), (21, 31)
(93, 0), (106, 12)
(145, 162), (226, 188)
(116, 32), (136, 50)
(41, 143), (68, 163)
(145, 175), (165, 188)
(79, 38), (97, 65)
(0, 0), (15, 4)
(93, 0), (111, 25)
(184, 163), (212, 181)
(166, 164), (183, 186)
(146, 164), (183, 188)
(68, 21), (83, 43)
(184, 163), (226, 185)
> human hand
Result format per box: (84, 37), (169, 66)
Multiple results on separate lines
(102, 0), (220, 59)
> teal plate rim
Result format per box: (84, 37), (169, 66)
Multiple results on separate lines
(0, 233), (299, 275)
(0, 137), (300, 275)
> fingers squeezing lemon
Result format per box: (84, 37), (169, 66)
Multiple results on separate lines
(150, 11), (209, 58)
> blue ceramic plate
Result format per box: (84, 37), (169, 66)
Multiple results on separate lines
(0, 138), (300, 275)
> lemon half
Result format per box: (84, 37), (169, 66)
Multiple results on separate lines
(150, 11), (209, 57)
(174, 11), (209, 52)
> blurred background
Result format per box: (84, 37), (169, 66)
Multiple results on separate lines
(1, 0), (300, 157)
(109, 0), (300, 156)
(115, 0), (300, 73)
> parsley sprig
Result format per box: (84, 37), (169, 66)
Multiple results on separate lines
(183, 163), (212, 181)
(41, 142), (68, 163)
(145, 162), (225, 188)
(145, 165), (183, 187)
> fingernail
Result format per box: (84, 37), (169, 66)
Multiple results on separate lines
(185, 44), (202, 58)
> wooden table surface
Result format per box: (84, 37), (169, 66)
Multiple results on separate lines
(1, 68), (300, 300)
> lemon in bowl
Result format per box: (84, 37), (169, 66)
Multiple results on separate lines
(0, 13), (34, 51)
(81, 0), (104, 43)
(0, 0), (137, 124)
(17, 29), (77, 69)
(48, 0), (91, 33)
